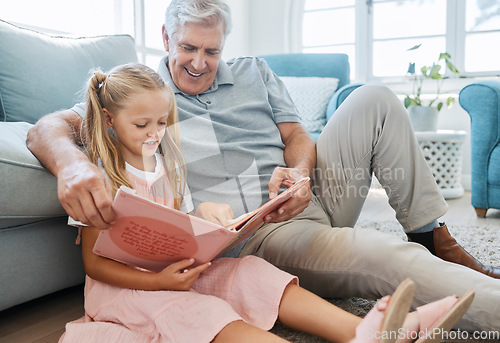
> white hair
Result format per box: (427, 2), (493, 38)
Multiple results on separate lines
(165, 0), (232, 42)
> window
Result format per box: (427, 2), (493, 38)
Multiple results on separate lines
(464, 0), (500, 73)
(300, 0), (500, 82)
(134, 0), (171, 70)
(302, 1), (356, 77)
(0, 0), (169, 70)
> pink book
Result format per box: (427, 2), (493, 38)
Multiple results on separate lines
(93, 177), (310, 272)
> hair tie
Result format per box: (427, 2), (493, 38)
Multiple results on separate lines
(93, 72), (108, 108)
(94, 72), (108, 91)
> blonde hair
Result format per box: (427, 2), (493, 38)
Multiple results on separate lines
(85, 63), (186, 210)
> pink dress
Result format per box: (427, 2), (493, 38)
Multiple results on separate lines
(62, 156), (297, 343)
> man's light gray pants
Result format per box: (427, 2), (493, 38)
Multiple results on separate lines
(240, 85), (500, 332)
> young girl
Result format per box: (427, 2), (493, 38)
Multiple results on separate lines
(64, 63), (474, 343)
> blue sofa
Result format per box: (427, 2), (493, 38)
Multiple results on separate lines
(0, 19), (138, 311)
(459, 80), (500, 217)
(260, 53), (363, 141)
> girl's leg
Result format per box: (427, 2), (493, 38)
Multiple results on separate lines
(277, 283), (362, 342)
(276, 281), (474, 343)
(213, 320), (288, 343)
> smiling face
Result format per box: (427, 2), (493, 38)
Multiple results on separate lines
(163, 22), (224, 95)
(106, 89), (171, 171)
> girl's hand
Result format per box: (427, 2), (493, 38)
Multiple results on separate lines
(195, 202), (234, 227)
(154, 258), (211, 291)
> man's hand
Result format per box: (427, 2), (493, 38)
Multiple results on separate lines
(195, 202), (234, 227)
(264, 167), (311, 223)
(26, 110), (116, 229)
(58, 160), (115, 230)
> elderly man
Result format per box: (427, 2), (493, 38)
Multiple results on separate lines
(27, 0), (499, 331)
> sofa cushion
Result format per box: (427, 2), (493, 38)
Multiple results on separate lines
(280, 76), (339, 133)
(0, 19), (138, 124)
(0, 217), (84, 311)
(0, 122), (66, 228)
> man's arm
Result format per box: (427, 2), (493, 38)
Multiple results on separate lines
(265, 122), (315, 223)
(26, 110), (115, 229)
(280, 122), (316, 178)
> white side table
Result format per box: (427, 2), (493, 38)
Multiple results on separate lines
(414, 130), (467, 199)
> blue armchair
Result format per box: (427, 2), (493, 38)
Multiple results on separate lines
(459, 80), (500, 217)
(259, 53), (363, 141)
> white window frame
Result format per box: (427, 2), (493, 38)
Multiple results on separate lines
(291, 0), (500, 89)
(132, 0), (167, 68)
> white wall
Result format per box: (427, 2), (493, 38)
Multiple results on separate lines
(248, 0), (291, 56)
(223, 0), (473, 189)
(223, 0), (291, 59)
(222, 0), (250, 59)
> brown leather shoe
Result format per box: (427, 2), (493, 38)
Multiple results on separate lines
(408, 223), (500, 278)
(432, 224), (500, 279)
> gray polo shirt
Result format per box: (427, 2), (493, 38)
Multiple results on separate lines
(157, 56), (301, 216)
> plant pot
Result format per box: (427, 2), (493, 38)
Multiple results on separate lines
(408, 106), (438, 132)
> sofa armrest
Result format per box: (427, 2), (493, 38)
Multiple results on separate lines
(459, 80), (500, 208)
(326, 83), (364, 123)
(0, 122), (65, 228)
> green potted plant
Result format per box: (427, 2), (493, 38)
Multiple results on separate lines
(404, 44), (460, 131)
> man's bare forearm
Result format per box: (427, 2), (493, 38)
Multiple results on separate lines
(26, 109), (87, 177)
(27, 109), (116, 228)
(282, 125), (316, 178)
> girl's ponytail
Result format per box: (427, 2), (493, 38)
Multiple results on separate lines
(84, 70), (133, 193)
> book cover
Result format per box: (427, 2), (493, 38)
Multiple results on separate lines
(93, 177), (310, 272)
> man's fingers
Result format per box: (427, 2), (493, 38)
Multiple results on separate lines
(58, 181), (88, 224)
(62, 191), (113, 230)
(268, 167), (307, 199)
(268, 179), (311, 222)
(61, 200), (84, 225)
(268, 167), (287, 199)
(91, 184), (116, 227)
(57, 162), (115, 230)
(80, 192), (111, 229)
(264, 193), (310, 223)
(264, 206), (306, 223)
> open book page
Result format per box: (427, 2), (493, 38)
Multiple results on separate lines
(216, 177), (310, 256)
(92, 177), (310, 272)
(226, 177), (310, 230)
(92, 186), (236, 272)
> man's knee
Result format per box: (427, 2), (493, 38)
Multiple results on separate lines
(352, 84), (396, 103)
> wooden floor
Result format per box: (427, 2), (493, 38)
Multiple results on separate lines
(1, 189), (499, 343)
